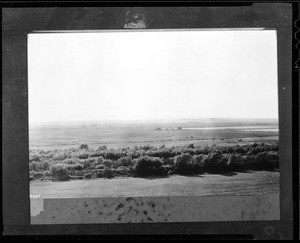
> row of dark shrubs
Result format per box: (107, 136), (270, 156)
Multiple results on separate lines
(29, 142), (279, 181)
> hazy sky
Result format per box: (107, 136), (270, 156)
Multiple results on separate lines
(28, 30), (278, 123)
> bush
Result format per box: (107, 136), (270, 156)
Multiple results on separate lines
(38, 150), (46, 155)
(174, 153), (193, 174)
(103, 159), (113, 167)
(116, 156), (134, 167)
(63, 158), (80, 164)
(90, 151), (105, 158)
(67, 163), (83, 170)
(29, 142), (279, 180)
(31, 171), (50, 180)
(202, 152), (224, 172)
(83, 172), (92, 179)
(29, 161), (38, 171)
(254, 151), (279, 170)
(77, 151), (89, 159)
(162, 157), (174, 166)
(79, 144), (89, 150)
(96, 168), (115, 178)
(161, 164), (174, 174)
(53, 151), (68, 161)
(133, 156), (164, 177)
(103, 168), (114, 178)
(104, 150), (122, 161)
(29, 154), (41, 162)
(80, 159), (94, 169)
(37, 161), (50, 171)
(97, 156), (104, 164)
(115, 167), (132, 177)
(146, 148), (177, 159)
(98, 145), (107, 150)
(95, 164), (106, 170)
(51, 163), (69, 181)
(69, 175), (83, 180)
(192, 155), (205, 173)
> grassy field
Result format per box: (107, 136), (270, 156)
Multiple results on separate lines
(29, 119), (278, 150)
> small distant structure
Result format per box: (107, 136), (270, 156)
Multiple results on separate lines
(177, 127), (182, 130)
(238, 139), (243, 142)
(154, 127), (162, 131)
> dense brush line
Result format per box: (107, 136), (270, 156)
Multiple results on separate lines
(29, 142), (279, 181)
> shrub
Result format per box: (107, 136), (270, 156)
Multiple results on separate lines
(37, 161), (50, 171)
(174, 153), (193, 174)
(29, 154), (41, 162)
(103, 168), (114, 178)
(77, 151), (89, 159)
(133, 156), (164, 177)
(38, 150), (46, 155)
(104, 150), (122, 161)
(116, 156), (134, 167)
(202, 152), (223, 172)
(83, 172), (92, 179)
(81, 159), (93, 169)
(146, 148), (176, 159)
(63, 158), (80, 165)
(116, 166), (131, 172)
(67, 163), (83, 170)
(53, 151), (68, 161)
(115, 166), (132, 177)
(90, 151), (105, 158)
(186, 144), (194, 149)
(96, 168), (115, 178)
(103, 159), (113, 167)
(140, 145), (153, 150)
(29, 161), (38, 171)
(254, 151), (279, 170)
(161, 164), (174, 174)
(192, 155), (205, 173)
(31, 171), (49, 180)
(98, 145), (107, 150)
(95, 164), (106, 170)
(162, 157), (174, 166)
(79, 144), (89, 150)
(97, 156), (104, 164)
(51, 163), (69, 181)
(226, 153), (250, 171)
(69, 175), (83, 180)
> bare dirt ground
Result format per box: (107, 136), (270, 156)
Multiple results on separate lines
(30, 171), (279, 199)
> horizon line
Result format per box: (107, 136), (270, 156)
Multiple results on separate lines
(29, 117), (279, 124)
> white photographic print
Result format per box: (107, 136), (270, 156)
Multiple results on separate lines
(28, 30), (279, 223)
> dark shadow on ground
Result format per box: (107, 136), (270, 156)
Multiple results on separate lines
(175, 174), (205, 178)
(133, 175), (171, 180)
(214, 171), (238, 176)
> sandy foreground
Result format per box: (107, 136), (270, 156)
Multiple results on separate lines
(30, 171), (279, 198)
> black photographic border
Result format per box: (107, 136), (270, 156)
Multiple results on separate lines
(1, 1), (298, 240)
